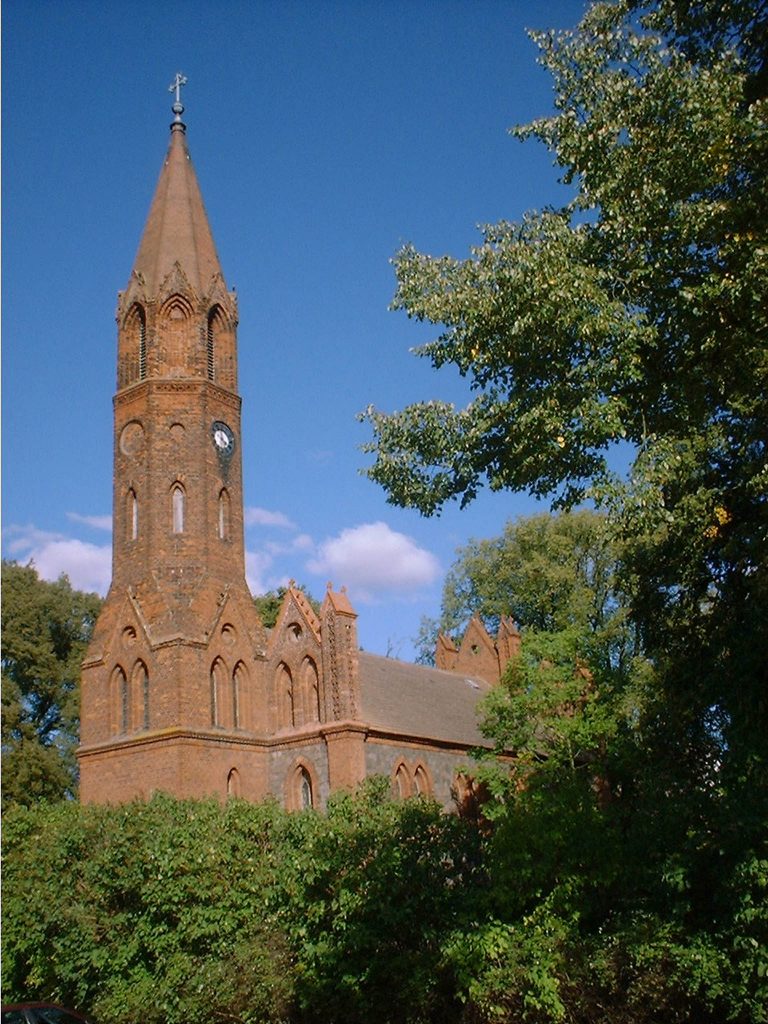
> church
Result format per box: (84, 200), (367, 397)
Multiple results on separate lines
(77, 82), (517, 811)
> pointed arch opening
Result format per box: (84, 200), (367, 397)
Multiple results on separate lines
(207, 304), (234, 388)
(126, 488), (138, 541)
(171, 483), (185, 534)
(133, 661), (149, 730)
(302, 657), (321, 723)
(120, 304), (146, 387)
(218, 488), (231, 540)
(393, 760), (412, 800)
(159, 294), (194, 376)
(276, 663), (294, 729)
(111, 665), (128, 735)
(233, 661), (248, 729)
(227, 767), (241, 798)
(285, 759), (318, 811)
(413, 763), (432, 797)
(211, 657), (228, 727)
(299, 767), (313, 809)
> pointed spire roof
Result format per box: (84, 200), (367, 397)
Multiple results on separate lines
(129, 80), (224, 297)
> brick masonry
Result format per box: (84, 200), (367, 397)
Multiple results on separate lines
(77, 111), (515, 812)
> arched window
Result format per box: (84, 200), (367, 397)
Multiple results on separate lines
(207, 309), (217, 381)
(413, 764), (430, 797)
(285, 760), (317, 811)
(172, 484), (185, 534)
(299, 767), (313, 809)
(303, 657), (321, 723)
(133, 661), (149, 730)
(138, 311), (147, 380)
(211, 658), (228, 727)
(232, 661), (248, 729)
(120, 304), (146, 387)
(276, 664), (294, 728)
(227, 768), (241, 798)
(393, 761), (411, 800)
(218, 489), (230, 540)
(111, 666), (128, 734)
(207, 305), (234, 387)
(160, 294), (193, 375)
(127, 489), (138, 541)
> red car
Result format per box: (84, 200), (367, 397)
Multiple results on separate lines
(1, 1006), (95, 1024)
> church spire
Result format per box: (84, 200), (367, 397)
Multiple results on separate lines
(128, 74), (224, 298)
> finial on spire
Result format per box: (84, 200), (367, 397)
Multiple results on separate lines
(168, 72), (188, 130)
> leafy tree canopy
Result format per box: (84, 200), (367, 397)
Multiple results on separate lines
(1, 561), (102, 807)
(2, 787), (480, 1024)
(417, 510), (635, 670)
(363, 0), (766, 519)
(361, 5), (767, 1015)
(362, 0), (767, 780)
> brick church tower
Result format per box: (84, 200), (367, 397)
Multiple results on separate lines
(78, 80), (504, 812)
(78, 79), (271, 801)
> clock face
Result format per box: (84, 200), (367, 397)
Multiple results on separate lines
(211, 421), (235, 456)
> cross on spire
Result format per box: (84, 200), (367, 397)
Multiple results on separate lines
(169, 72), (187, 105)
(168, 72), (188, 126)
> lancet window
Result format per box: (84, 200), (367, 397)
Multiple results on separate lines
(277, 664), (294, 728)
(233, 661), (248, 729)
(299, 767), (313, 809)
(134, 661), (150, 730)
(127, 489), (138, 541)
(393, 761), (411, 800)
(303, 657), (321, 723)
(218, 489), (230, 540)
(172, 484), (185, 534)
(112, 666), (128, 734)
(413, 764), (430, 796)
(120, 304), (146, 388)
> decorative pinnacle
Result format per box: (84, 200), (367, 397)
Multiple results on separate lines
(168, 72), (188, 128)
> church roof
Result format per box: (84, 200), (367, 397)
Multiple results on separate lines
(129, 119), (224, 297)
(358, 652), (492, 748)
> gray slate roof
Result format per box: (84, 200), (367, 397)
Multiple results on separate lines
(358, 652), (492, 748)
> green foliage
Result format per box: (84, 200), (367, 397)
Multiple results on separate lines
(5, 5), (767, 1024)
(437, 511), (637, 675)
(362, 1), (767, 523)
(359, 3), (767, 1017)
(269, 778), (481, 1023)
(1, 796), (295, 1023)
(1, 561), (102, 807)
(1, 786), (483, 1024)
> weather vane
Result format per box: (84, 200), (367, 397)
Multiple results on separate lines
(168, 72), (188, 124)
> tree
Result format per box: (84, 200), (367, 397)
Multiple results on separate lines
(1, 796), (295, 1024)
(360, 2), (767, 1018)
(361, 0), (766, 810)
(1, 561), (102, 807)
(416, 510), (634, 671)
(2, 788), (482, 1024)
(447, 511), (633, 658)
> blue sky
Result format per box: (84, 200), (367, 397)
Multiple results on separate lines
(3, 0), (587, 660)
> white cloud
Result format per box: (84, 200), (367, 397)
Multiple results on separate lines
(67, 516), (113, 532)
(306, 521), (440, 601)
(265, 532), (315, 557)
(245, 548), (277, 596)
(244, 506), (296, 529)
(67, 512), (113, 531)
(4, 525), (111, 595)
